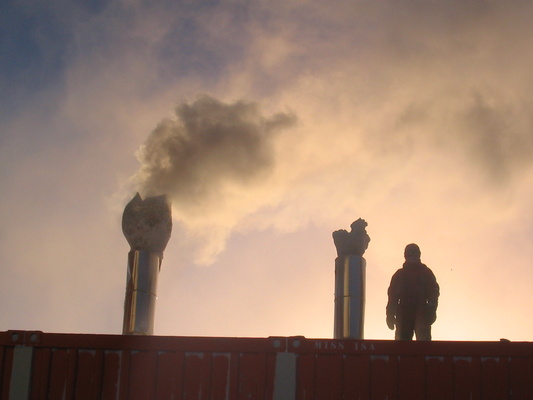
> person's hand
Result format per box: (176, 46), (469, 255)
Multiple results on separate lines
(425, 302), (437, 324)
(386, 314), (396, 330)
(426, 309), (437, 325)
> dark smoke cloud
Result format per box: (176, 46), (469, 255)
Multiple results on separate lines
(134, 95), (296, 215)
(458, 92), (533, 185)
(389, 89), (533, 187)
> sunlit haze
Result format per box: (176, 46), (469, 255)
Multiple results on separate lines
(2, 1), (533, 342)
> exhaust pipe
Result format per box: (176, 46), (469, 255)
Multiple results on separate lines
(332, 219), (370, 339)
(122, 193), (172, 335)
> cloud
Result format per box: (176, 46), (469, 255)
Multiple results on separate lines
(3, 0), (533, 339)
(117, 0), (533, 268)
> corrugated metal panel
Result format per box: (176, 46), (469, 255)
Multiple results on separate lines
(0, 345), (8, 398)
(288, 337), (533, 400)
(1, 346), (14, 399)
(0, 331), (284, 400)
(2, 331), (533, 399)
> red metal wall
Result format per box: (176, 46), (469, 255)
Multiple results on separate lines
(1, 331), (533, 400)
(1, 331), (281, 400)
(291, 337), (533, 400)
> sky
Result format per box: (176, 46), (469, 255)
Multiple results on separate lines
(2, 0), (533, 342)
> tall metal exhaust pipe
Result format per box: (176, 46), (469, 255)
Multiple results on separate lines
(333, 219), (370, 339)
(122, 193), (172, 335)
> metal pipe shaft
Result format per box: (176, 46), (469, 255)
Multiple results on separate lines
(122, 250), (160, 335)
(334, 255), (366, 339)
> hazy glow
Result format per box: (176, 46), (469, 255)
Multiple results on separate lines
(1, 1), (533, 341)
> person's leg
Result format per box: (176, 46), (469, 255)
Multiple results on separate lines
(396, 312), (415, 340)
(415, 318), (432, 341)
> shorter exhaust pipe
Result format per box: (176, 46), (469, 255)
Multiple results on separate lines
(334, 255), (366, 339)
(332, 219), (370, 339)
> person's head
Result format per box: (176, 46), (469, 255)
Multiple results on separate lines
(404, 243), (421, 261)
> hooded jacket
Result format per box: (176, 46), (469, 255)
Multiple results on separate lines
(387, 260), (440, 319)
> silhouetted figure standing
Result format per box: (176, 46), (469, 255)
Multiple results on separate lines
(386, 244), (439, 341)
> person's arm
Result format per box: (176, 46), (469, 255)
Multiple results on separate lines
(386, 272), (400, 330)
(425, 269), (439, 324)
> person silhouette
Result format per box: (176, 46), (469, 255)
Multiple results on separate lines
(386, 244), (440, 341)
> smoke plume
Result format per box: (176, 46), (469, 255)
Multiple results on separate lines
(132, 95), (296, 263)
